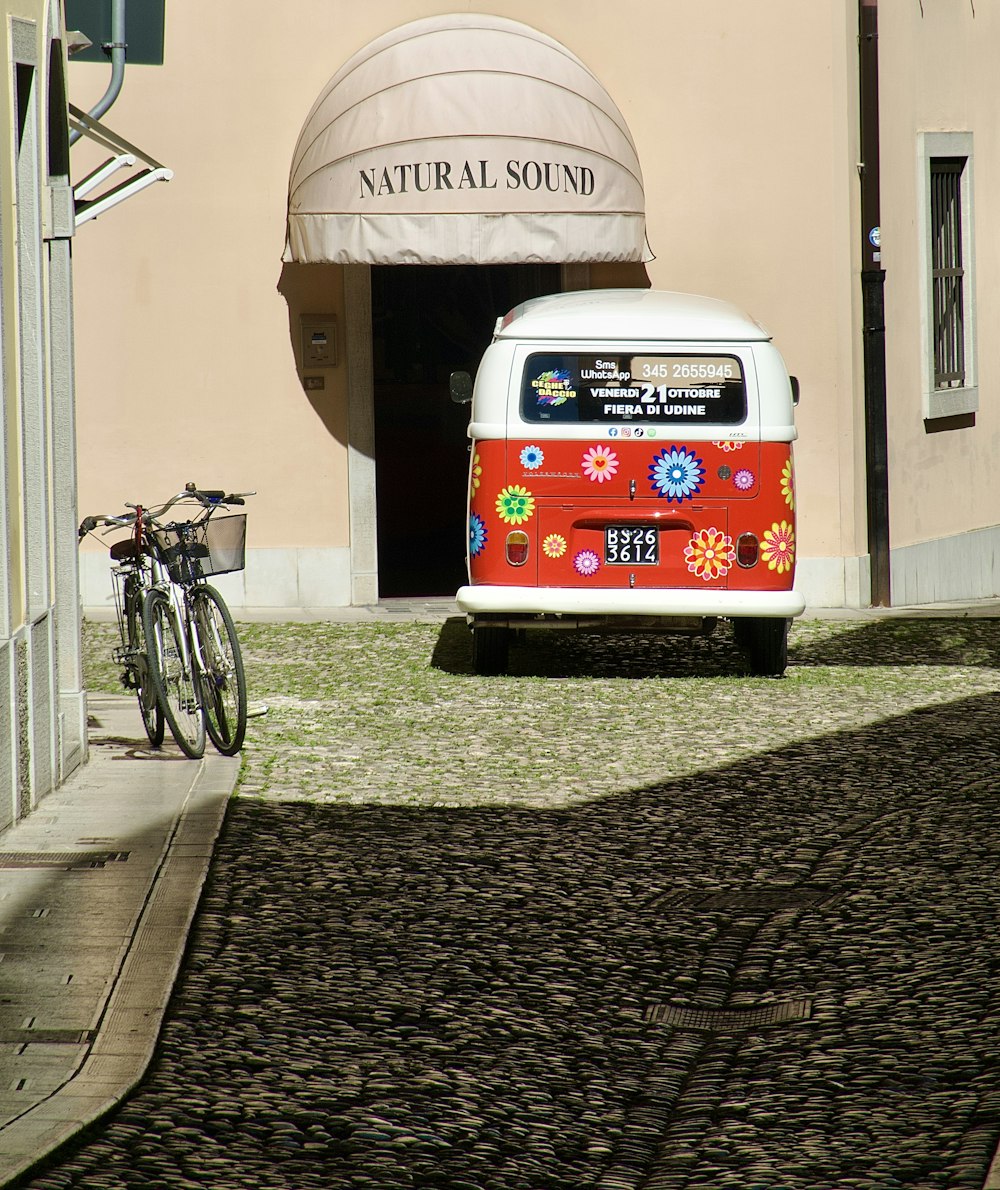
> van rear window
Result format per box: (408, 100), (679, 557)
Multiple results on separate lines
(520, 353), (747, 425)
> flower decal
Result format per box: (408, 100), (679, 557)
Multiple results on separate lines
(684, 527), (735, 582)
(713, 440), (745, 453)
(469, 513), (487, 557)
(471, 453), (482, 491)
(520, 444), (544, 470)
(733, 468), (756, 492)
(761, 521), (795, 573)
(781, 458), (795, 510)
(574, 550), (600, 577)
(649, 446), (705, 502)
(495, 485), (535, 525)
(542, 534), (567, 559)
(581, 445), (619, 484)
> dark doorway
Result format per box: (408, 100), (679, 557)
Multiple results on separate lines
(372, 264), (560, 597)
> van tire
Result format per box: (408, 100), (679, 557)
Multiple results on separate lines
(472, 626), (509, 675)
(731, 618), (753, 650)
(742, 617), (789, 677)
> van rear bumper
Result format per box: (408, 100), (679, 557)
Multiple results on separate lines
(455, 585), (805, 619)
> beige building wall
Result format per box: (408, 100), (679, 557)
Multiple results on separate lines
(616, 1), (866, 593)
(72, 2), (876, 609)
(877, 2), (1000, 602)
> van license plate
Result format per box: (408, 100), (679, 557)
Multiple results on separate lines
(605, 526), (658, 565)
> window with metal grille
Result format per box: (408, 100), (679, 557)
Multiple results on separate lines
(930, 157), (966, 389)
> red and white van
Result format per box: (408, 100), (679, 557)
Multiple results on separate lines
(452, 289), (804, 675)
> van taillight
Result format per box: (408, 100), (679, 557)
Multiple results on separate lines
(506, 531), (529, 566)
(736, 533), (759, 568)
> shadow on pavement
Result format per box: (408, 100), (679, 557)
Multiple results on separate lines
(431, 614), (1000, 678)
(19, 687), (1000, 1189)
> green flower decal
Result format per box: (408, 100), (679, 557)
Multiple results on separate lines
(496, 484), (535, 525)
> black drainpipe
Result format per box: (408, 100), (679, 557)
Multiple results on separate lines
(859, 0), (890, 605)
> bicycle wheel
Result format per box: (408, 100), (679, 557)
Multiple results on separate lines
(142, 588), (206, 758)
(125, 579), (164, 746)
(191, 584), (247, 755)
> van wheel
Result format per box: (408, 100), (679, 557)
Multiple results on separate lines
(472, 626), (509, 676)
(731, 618), (753, 650)
(742, 617), (789, 677)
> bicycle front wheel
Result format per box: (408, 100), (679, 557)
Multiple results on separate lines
(126, 580), (164, 747)
(191, 584), (247, 755)
(142, 589), (206, 759)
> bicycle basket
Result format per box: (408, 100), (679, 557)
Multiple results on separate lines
(152, 514), (246, 583)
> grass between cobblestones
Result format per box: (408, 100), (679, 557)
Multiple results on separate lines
(82, 616), (1000, 807)
(69, 613), (1000, 1188)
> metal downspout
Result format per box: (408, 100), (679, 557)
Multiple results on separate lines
(69, 0), (126, 145)
(859, 0), (891, 605)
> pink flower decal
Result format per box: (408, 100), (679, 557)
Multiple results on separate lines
(574, 550), (600, 577)
(713, 440), (745, 453)
(581, 445), (619, 484)
(733, 468), (756, 492)
(684, 527), (735, 582)
(761, 521), (795, 574)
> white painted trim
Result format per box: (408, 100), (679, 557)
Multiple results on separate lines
(79, 548), (354, 612)
(890, 524), (1000, 606)
(456, 584), (805, 618)
(78, 548), (884, 612)
(344, 264), (379, 604)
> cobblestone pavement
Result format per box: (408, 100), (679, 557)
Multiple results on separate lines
(25, 616), (1000, 1188)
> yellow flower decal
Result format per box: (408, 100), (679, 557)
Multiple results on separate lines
(780, 458), (794, 510)
(496, 485), (535, 525)
(684, 527), (735, 582)
(471, 453), (482, 491)
(542, 534), (567, 559)
(761, 520), (795, 573)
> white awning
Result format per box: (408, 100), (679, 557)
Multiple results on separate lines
(283, 14), (650, 266)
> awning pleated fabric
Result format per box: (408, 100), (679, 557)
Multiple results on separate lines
(283, 13), (650, 265)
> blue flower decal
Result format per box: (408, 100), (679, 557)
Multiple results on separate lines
(649, 446), (705, 503)
(469, 512), (488, 557)
(519, 444), (544, 470)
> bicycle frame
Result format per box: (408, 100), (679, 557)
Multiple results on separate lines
(81, 483), (254, 757)
(149, 520), (222, 708)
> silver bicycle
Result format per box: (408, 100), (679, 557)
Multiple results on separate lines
(80, 483), (254, 758)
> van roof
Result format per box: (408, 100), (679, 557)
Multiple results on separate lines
(496, 288), (771, 343)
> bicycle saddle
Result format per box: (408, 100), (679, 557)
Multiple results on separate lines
(109, 538), (141, 562)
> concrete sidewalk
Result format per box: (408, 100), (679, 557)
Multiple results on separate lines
(0, 696), (239, 1186)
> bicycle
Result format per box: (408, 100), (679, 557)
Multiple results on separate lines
(80, 483), (254, 758)
(78, 504), (165, 748)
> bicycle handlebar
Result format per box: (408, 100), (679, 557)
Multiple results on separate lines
(78, 483), (255, 539)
